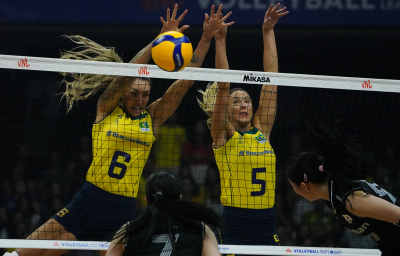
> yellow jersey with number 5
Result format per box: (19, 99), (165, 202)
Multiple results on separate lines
(86, 107), (155, 197)
(214, 127), (275, 209)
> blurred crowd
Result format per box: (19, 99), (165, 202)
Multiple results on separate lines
(1, 113), (398, 255)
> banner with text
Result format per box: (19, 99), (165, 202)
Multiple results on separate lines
(1, 0), (399, 25)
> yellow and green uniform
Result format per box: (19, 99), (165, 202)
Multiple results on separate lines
(214, 127), (276, 209)
(214, 127), (278, 247)
(87, 107), (156, 197)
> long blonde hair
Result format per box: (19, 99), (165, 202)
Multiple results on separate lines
(197, 81), (218, 129)
(60, 35), (123, 111)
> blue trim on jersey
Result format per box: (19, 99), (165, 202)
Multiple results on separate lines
(53, 181), (136, 241)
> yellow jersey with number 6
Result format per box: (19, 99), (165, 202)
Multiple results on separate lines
(214, 127), (275, 209)
(86, 107), (155, 197)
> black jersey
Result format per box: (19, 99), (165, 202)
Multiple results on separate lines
(326, 178), (400, 253)
(124, 220), (205, 256)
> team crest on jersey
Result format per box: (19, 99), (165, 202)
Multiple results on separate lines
(140, 121), (150, 132)
(254, 134), (266, 144)
(114, 114), (123, 123)
(342, 215), (353, 224)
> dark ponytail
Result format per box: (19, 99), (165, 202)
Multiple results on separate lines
(112, 171), (222, 256)
(287, 118), (373, 193)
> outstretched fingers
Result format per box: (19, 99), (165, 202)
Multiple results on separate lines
(221, 11), (232, 22)
(177, 9), (188, 22)
(171, 4), (178, 20)
(210, 5), (216, 21)
(178, 25), (190, 33)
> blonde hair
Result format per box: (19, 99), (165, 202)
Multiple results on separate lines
(60, 35), (123, 111)
(197, 81), (218, 129)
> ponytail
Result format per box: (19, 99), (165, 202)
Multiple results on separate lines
(287, 118), (373, 193)
(112, 171), (222, 256)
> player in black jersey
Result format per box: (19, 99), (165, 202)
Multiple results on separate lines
(286, 118), (400, 256)
(106, 171), (222, 256)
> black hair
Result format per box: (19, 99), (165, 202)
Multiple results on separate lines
(112, 171), (222, 255)
(286, 118), (373, 194)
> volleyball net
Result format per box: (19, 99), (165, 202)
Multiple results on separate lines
(1, 54), (399, 255)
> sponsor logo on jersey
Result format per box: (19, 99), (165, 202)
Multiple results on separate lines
(254, 134), (266, 144)
(349, 223), (370, 235)
(243, 73), (271, 83)
(238, 150), (274, 156)
(140, 121), (150, 132)
(342, 215), (353, 224)
(106, 130), (150, 147)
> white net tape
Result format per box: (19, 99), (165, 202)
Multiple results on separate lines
(0, 54), (399, 93)
(0, 239), (382, 255)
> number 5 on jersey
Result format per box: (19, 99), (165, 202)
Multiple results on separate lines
(251, 167), (266, 196)
(108, 151), (131, 179)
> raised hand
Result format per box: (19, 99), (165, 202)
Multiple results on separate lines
(203, 4), (234, 39)
(160, 4), (189, 34)
(263, 3), (289, 32)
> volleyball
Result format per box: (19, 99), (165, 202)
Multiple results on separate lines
(152, 31), (193, 72)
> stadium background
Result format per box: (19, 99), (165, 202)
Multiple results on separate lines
(1, 0), (400, 255)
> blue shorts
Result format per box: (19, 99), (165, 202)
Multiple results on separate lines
(216, 206), (279, 247)
(53, 181), (136, 241)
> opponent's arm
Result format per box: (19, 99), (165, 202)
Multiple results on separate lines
(253, 3), (288, 140)
(148, 5), (233, 134)
(105, 225), (126, 256)
(346, 190), (400, 224)
(201, 225), (220, 256)
(95, 4), (189, 123)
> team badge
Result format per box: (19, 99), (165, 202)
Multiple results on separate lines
(254, 134), (266, 144)
(140, 121), (150, 132)
(114, 114), (123, 123)
(342, 215), (353, 224)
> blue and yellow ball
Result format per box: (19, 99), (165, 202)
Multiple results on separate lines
(152, 31), (193, 72)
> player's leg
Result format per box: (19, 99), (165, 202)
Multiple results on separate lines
(13, 218), (76, 256)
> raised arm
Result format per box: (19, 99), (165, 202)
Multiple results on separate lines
(211, 11), (235, 148)
(346, 190), (400, 224)
(148, 5), (233, 135)
(253, 3), (288, 140)
(95, 4), (189, 123)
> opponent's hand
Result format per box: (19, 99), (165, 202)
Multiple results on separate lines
(263, 3), (289, 32)
(203, 4), (234, 39)
(160, 4), (189, 34)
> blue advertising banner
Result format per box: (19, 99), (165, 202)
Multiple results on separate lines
(1, 0), (399, 25)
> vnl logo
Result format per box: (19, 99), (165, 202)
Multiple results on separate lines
(18, 58), (30, 67)
(362, 80), (372, 89)
(138, 66), (150, 75)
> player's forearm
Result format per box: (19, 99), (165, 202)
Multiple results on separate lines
(188, 33), (213, 68)
(129, 41), (155, 64)
(215, 37), (229, 70)
(263, 29), (278, 73)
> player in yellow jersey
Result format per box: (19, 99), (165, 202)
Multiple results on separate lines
(8, 4), (233, 256)
(197, 4), (288, 251)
